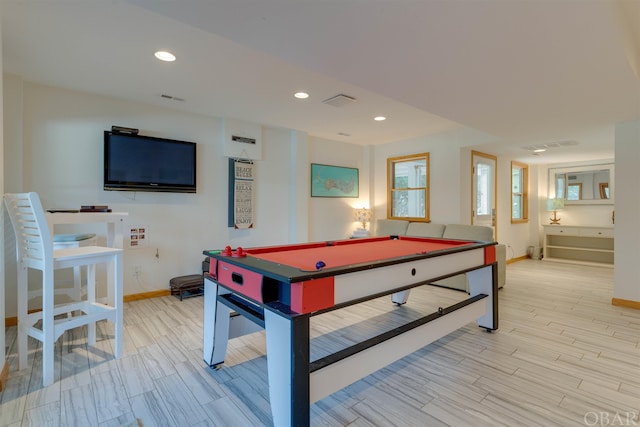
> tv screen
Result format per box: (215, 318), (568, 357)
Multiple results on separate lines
(104, 131), (196, 193)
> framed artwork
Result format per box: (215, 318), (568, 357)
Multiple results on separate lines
(311, 163), (359, 198)
(228, 158), (255, 229)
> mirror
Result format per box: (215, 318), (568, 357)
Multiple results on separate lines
(549, 163), (614, 205)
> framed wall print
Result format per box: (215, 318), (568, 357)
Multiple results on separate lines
(228, 158), (255, 229)
(311, 163), (359, 198)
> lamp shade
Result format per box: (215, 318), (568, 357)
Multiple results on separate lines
(546, 198), (564, 211)
(354, 208), (372, 229)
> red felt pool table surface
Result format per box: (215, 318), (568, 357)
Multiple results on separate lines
(245, 236), (474, 271)
(204, 236), (499, 426)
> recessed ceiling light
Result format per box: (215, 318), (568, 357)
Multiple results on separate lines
(154, 51), (176, 62)
(294, 92), (309, 99)
(374, 116), (386, 121)
(522, 141), (579, 152)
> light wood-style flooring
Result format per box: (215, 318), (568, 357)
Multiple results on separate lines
(1, 259), (639, 426)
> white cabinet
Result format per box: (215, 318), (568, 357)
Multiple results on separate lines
(543, 225), (614, 267)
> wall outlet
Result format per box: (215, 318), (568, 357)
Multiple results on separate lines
(133, 265), (142, 278)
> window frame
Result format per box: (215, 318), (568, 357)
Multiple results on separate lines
(387, 152), (430, 222)
(511, 160), (529, 224)
(567, 183), (583, 201)
(599, 182), (609, 199)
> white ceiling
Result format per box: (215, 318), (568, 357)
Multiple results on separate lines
(2, 0), (639, 164)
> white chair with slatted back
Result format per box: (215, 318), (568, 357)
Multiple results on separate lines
(3, 192), (123, 387)
(52, 233), (98, 302)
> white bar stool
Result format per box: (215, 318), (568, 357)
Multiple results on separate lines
(53, 233), (98, 302)
(4, 192), (123, 387)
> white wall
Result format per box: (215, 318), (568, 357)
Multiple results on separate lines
(614, 121), (640, 303)
(372, 129), (539, 261)
(370, 128), (619, 265)
(495, 155), (542, 260)
(0, 6), (5, 377)
(539, 204), (615, 228)
(2, 78), (364, 316)
(534, 159), (616, 252)
(5, 76), (633, 322)
(372, 130), (468, 227)
(308, 137), (369, 241)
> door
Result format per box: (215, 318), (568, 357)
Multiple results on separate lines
(472, 151), (497, 241)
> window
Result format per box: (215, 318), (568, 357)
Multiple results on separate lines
(555, 175), (566, 199)
(387, 153), (429, 222)
(567, 183), (583, 200)
(476, 162), (492, 216)
(511, 161), (528, 223)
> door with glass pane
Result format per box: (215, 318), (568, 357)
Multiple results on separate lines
(472, 151), (497, 240)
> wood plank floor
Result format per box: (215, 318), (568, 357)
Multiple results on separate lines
(1, 259), (639, 426)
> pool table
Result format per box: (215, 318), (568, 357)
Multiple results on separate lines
(203, 235), (498, 427)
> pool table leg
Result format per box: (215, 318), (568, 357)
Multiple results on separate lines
(264, 310), (310, 427)
(391, 289), (411, 305)
(467, 263), (498, 330)
(203, 277), (232, 368)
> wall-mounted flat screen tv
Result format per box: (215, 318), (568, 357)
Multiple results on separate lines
(104, 131), (197, 193)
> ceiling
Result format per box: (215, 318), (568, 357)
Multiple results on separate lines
(2, 0), (639, 164)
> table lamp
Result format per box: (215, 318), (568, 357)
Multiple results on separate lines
(353, 208), (372, 237)
(546, 198), (564, 225)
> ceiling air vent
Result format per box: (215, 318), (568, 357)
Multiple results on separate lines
(160, 94), (185, 102)
(522, 140), (580, 152)
(322, 93), (356, 107)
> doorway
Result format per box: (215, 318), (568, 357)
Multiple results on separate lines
(471, 151), (497, 241)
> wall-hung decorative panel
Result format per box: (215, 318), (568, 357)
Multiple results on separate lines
(228, 159), (255, 228)
(310, 164), (359, 198)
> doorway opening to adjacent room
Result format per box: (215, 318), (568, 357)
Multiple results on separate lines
(472, 151), (497, 241)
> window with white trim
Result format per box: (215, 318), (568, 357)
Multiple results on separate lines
(387, 153), (430, 222)
(511, 161), (528, 223)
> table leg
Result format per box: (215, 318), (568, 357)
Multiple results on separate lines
(203, 277), (232, 367)
(391, 289), (411, 305)
(105, 221), (123, 306)
(467, 263), (498, 330)
(105, 220), (125, 249)
(113, 252), (123, 357)
(264, 310), (310, 427)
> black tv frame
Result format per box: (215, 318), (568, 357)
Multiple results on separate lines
(103, 130), (197, 193)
